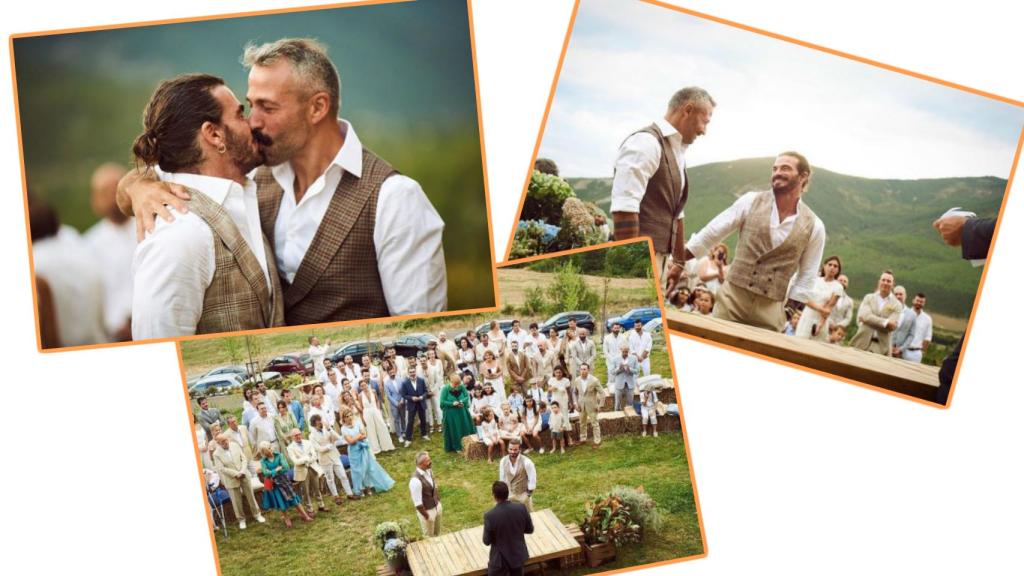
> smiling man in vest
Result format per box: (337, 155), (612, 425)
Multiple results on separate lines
(611, 86), (715, 292)
(684, 152), (827, 331)
(120, 38), (447, 330)
(409, 451), (442, 537)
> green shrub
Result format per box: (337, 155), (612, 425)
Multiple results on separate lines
(521, 170), (575, 225)
(523, 286), (546, 316)
(509, 221), (549, 260)
(546, 261), (599, 315)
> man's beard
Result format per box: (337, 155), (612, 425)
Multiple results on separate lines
(772, 176), (798, 194)
(225, 126), (264, 173)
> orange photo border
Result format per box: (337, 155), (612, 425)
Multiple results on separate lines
(176, 237), (708, 576)
(500, 0), (1024, 409)
(9, 0), (501, 354)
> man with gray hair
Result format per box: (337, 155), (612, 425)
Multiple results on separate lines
(612, 86), (715, 291)
(408, 450), (442, 537)
(120, 37), (447, 325)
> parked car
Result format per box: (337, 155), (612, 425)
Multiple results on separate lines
(606, 307), (662, 332)
(329, 340), (386, 366)
(188, 373), (244, 396)
(188, 364), (281, 389)
(264, 354), (313, 376)
(384, 332), (437, 359)
(296, 353), (314, 373)
(643, 317), (662, 335)
(474, 319), (515, 339)
(538, 311), (596, 337)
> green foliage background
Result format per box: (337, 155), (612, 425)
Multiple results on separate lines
(13, 0), (494, 310)
(568, 158), (1006, 319)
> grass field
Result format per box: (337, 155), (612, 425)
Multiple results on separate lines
(210, 429), (701, 576)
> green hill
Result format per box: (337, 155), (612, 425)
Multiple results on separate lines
(567, 158), (1005, 319)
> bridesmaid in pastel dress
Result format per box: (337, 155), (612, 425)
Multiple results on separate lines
(357, 379), (395, 454)
(340, 411), (395, 496)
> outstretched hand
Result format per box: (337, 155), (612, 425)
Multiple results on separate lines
(932, 214), (967, 247)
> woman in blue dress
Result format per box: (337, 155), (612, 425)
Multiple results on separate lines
(340, 409), (395, 496)
(258, 441), (312, 528)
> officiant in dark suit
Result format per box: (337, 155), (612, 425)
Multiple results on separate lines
(401, 363), (430, 447)
(482, 481), (534, 576)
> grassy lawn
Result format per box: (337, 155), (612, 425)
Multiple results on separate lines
(210, 430), (701, 576)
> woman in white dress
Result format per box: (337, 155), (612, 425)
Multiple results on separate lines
(356, 379), (395, 454)
(696, 243), (730, 295)
(546, 366), (574, 444)
(458, 337), (478, 379)
(481, 350), (506, 404)
(795, 255), (844, 341)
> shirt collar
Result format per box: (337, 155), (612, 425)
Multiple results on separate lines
(268, 117), (363, 183)
(162, 172), (250, 205)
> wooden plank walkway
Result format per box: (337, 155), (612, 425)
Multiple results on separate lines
(665, 309), (941, 402)
(406, 508), (581, 576)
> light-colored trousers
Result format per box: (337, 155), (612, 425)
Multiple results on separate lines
(225, 478), (261, 522)
(902, 349), (924, 363)
(299, 471), (325, 510)
(614, 384), (635, 411)
(417, 501), (443, 537)
(510, 492), (534, 512)
(324, 461), (354, 497)
(427, 392), (443, 427)
(578, 406), (602, 444)
(713, 281), (787, 331)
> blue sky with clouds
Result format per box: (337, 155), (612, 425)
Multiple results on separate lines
(539, 0), (1024, 179)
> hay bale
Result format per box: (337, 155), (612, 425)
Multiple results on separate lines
(462, 434), (488, 460)
(597, 411), (628, 436)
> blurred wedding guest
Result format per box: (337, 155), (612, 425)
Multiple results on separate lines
(83, 162), (135, 341)
(603, 322), (627, 382)
(341, 410), (395, 496)
(696, 243), (729, 295)
(441, 372), (475, 453)
(357, 378), (395, 454)
(29, 194), (107, 347)
(282, 388), (305, 432)
(546, 366), (574, 444)
(506, 340), (532, 398)
(423, 351), (445, 433)
(783, 309), (800, 336)
(479, 407), (502, 463)
(258, 441), (313, 528)
(401, 365), (431, 448)
(309, 337), (330, 382)
(850, 270), (903, 356)
(899, 294), (932, 363)
(224, 415), (257, 474)
(274, 400), (300, 465)
(692, 287), (715, 315)
(248, 402), (279, 454)
(639, 386), (658, 438)
(309, 414), (357, 503)
(481, 350), (505, 404)
(827, 324), (847, 344)
(628, 319), (654, 376)
(574, 363), (605, 446)
(458, 337), (478, 380)
(195, 414), (213, 469)
(211, 433), (265, 529)
(534, 157), (559, 176)
(568, 328), (597, 382)
(384, 364), (407, 442)
(610, 344), (639, 411)
(196, 396), (225, 438)
(933, 214), (994, 404)
(890, 286), (915, 357)
(436, 332), (460, 371)
(830, 274), (854, 329)
(498, 439), (537, 512)
(286, 428), (328, 515)
(668, 286), (691, 311)
(795, 255), (843, 341)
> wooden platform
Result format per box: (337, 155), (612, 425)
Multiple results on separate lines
(665, 309), (941, 401)
(406, 508), (582, 576)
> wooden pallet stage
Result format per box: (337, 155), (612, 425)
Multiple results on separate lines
(405, 508), (582, 576)
(665, 309), (941, 402)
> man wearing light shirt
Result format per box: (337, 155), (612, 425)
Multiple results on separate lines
(498, 440), (537, 512)
(324, 369), (343, 413)
(409, 451), (442, 537)
(603, 323), (626, 381)
(121, 38), (446, 325)
(628, 319), (654, 376)
(890, 286), (916, 358)
(900, 293), (932, 363)
(830, 274), (854, 329)
(850, 270), (903, 356)
(309, 337), (330, 382)
(611, 86), (715, 291)
(684, 152), (826, 331)
(130, 74), (284, 339)
(248, 403), (279, 453)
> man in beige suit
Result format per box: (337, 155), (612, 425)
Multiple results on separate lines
(684, 152), (826, 331)
(506, 340), (532, 396)
(224, 415), (258, 475)
(286, 428), (327, 515)
(211, 433), (266, 529)
(531, 341), (557, 387)
(573, 363), (606, 445)
(850, 270), (904, 356)
(309, 414), (357, 503)
(568, 329), (597, 381)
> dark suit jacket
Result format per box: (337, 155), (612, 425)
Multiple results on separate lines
(962, 217), (995, 260)
(482, 500), (534, 572)
(400, 377), (428, 405)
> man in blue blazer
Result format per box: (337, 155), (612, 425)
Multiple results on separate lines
(401, 363), (430, 447)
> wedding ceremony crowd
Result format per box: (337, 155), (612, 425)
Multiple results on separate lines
(193, 315), (668, 534)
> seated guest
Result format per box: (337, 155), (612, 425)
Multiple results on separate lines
(548, 401), (567, 455)
(470, 385), (490, 428)
(668, 286), (692, 311)
(498, 403), (521, 448)
(257, 441), (312, 528)
(440, 372), (475, 453)
(482, 382), (502, 415)
(521, 396), (544, 454)
(692, 287), (715, 315)
(828, 324), (847, 345)
(507, 387), (525, 417)
(340, 410), (395, 497)
(478, 407), (503, 463)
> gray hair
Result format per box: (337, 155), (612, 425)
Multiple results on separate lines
(415, 451), (430, 466)
(241, 38), (341, 114)
(668, 86), (715, 112)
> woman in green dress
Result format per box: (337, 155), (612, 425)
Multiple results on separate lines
(274, 400), (300, 466)
(440, 372), (475, 452)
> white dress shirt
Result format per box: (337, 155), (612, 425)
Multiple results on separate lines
(499, 455), (537, 492)
(685, 190), (826, 303)
(84, 217), (137, 336)
(269, 119), (446, 315)
(628, 330), (653, 358)
(610, 117), (687, 221)
(506, 328), (529, 351)
(603, 331), (627, 360)
(908, 310), (933, 349)
(32, 233), (108, 346)
(409, 468), (434, 508)
(132, 172), (269, 339)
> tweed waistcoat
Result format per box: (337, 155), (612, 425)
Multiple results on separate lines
(186, 188), (285, 334)
(617, 123), (688, 253)
(255, 148), (396, 325)
(501, 457), (530, 496)
(727, 190), (816, 302)
(415, 469), (438, 510)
